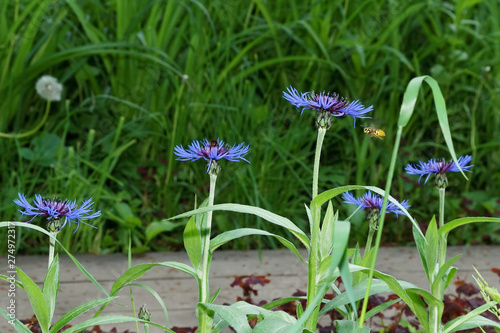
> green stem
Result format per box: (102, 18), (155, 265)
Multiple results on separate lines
(359, 126), (403, 326)
(48, 232), (57, 270)
(364, 228), (375, 257)
(199, 174), (217, 333)
(430, 187), (447, 332)
(0, 101), (51, 139)
(305, 127), (326, 331)
(312, 128), (326, 198)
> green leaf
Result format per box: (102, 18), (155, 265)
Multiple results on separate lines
(296, 301), (303, 319)
(319, 278), (417, 316)
(19, 133), (61, 167)
(183, 215), (203, 272)
(317, 221), (350, 284)
(210, 228), (305, 265)
(443, 305), (500, 332)
(0, 308), (32, 333)
(56, 315), (176, 333)
(364, 298), (400, 321)
(146, 220), (185, 241)
(200, 301), (297, 333)
(320, 201), (336, 260)
(0, 222), (108, 297)
(95, 261), (197, 317)
(339, 252), (357, 315)
(49, 296), (117, 333)
(199, 302), (252, 333)
(397, 75), (466, 179)
(110, 262), (198, 296)
(439, 217), (500, 238)
(432, 254), (461, 294)
(252, 318), (295, 333)
(43, 254), (59, 326)
(209, 287), (222, 304)
(413, 224), (429, 281)
(311, 185), (423, 239)
(0, 274), (24, 290)
(16, 266), (50, 333)
(169, 203), (310, 249)
(425, 216), (439, 284)
(335, 320), (371, 333)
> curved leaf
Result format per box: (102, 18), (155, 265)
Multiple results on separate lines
(49, 296), (117, 333)
(439, 217), (500, 237)
(443, 305), (500, 333)
(210, 228), (304, 264)
(110, 262), (197, 296)
(397, 75), (465, 179)
(94, 261), (197, 317)
(168, 204), (310, 249)
(57, 315), (176, 333)
(0, 222), (108, 297)
(0, 308), (32, 333)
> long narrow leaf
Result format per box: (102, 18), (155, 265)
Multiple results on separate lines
(398, 75), (465, 178)
(57, 315), (176, 333)
(210, 228), (305, 265)
(42, 254), (59, 326)
(0, 222), (109, 297)
(49, 296), (117, 333)
(16, 266), (50, 333)
(0, 308), (32, 333)
(443, 304), (500, 333)
(168, 203), (310, 249)
(439, 217), (500, 237)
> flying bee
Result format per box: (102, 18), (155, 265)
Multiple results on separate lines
(209, 140), (219, 147)
(363, 127), (386, 140)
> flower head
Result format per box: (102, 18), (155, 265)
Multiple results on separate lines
(14, 193), (100, 232)
(138, 304), (151, 322)
(35, 75), (63, 101)
(342, 191), (410, 217)
(174, 138), (250, 175)
(283, 86), (373, 127)
(405, 155), (473, 187)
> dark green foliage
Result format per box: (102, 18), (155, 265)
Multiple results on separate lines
(1, 0), (499, 254)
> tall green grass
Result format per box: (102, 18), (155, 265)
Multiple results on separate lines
(1, 0), (499, 254)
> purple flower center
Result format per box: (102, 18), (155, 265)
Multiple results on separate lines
(40, 198), (70, 216)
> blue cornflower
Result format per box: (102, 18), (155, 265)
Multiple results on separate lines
(14, 193), (101, 232)
(342, 191), (410, 217)
(174, 138), (250, 174)
(405, 155), (473, 187)
(283, 86), (373, 127)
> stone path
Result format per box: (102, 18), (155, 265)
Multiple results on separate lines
(1, 246), (499, 332)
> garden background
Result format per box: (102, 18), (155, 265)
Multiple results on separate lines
(1, 0), (499, 255)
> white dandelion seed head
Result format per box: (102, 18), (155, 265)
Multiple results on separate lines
(35, 75), (63, 101)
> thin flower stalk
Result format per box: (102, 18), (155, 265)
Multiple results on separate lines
(405, 155), (473, 332)
(0, 100), (51, 139)
(198, 174), (217, 333)
(174, 139), (249, 333)
(283, 86), (373, 331)
(358, 126), (404, 326)
(305, 127), (326, 330)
